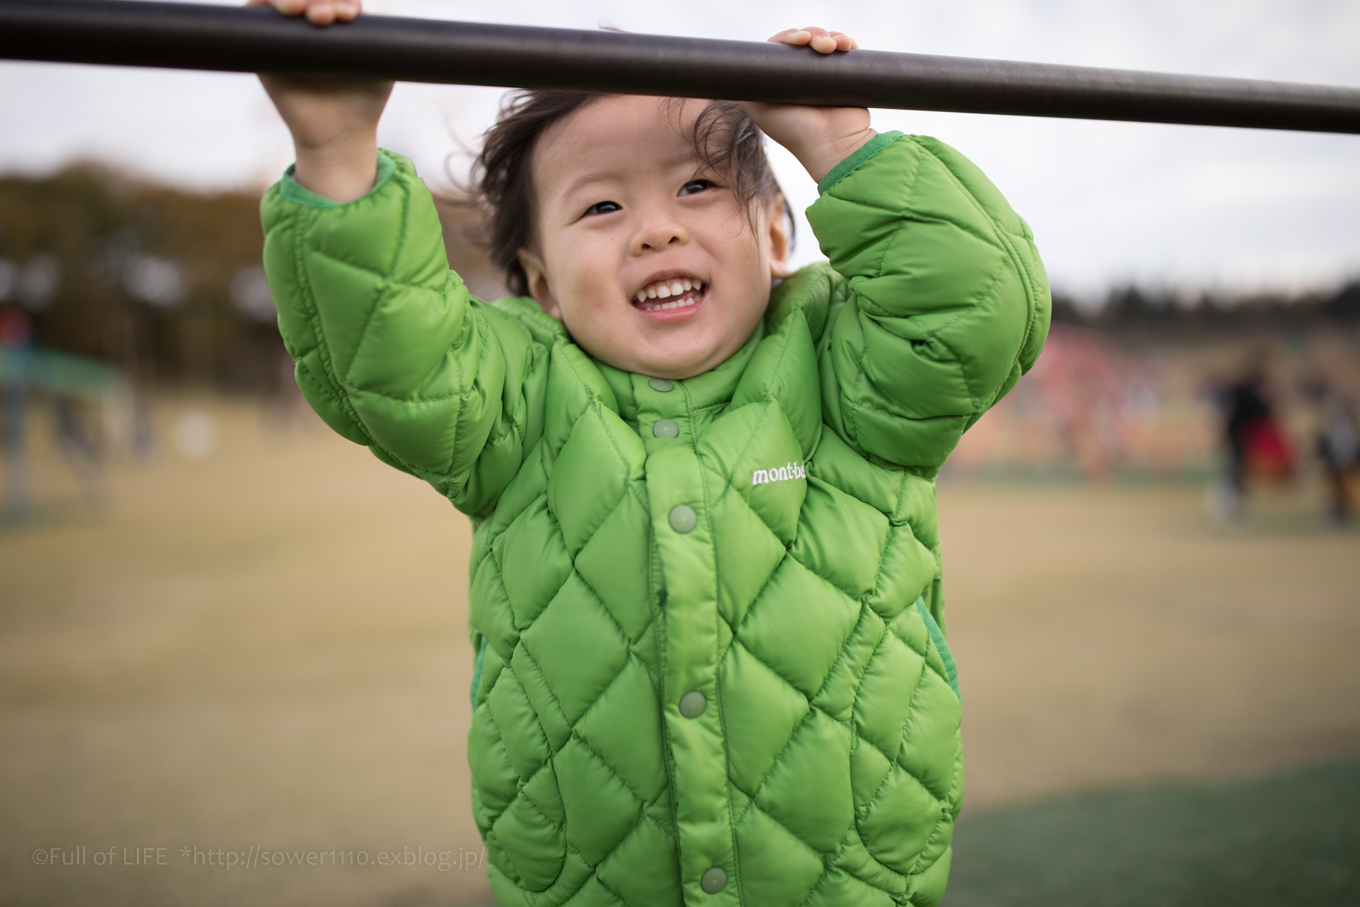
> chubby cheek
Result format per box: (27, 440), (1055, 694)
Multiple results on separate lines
(551, 271), (626, 358)
(550, 235), (623, 309)
(556, 303), (616, 360)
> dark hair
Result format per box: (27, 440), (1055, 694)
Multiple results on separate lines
(461, 90), (791, 297)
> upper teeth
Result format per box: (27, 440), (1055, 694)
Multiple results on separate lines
(635, 277), (703, 303)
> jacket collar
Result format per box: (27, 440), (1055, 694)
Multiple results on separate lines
(597, 321), (765, 426)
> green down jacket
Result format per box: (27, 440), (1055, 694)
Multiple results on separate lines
(261, 131), (1049, 907)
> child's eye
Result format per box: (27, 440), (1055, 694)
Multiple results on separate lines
(680, 179), (714, 196)
(586, 201), (621, 216)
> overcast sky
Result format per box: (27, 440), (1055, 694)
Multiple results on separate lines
(2, 0), (1358, 301)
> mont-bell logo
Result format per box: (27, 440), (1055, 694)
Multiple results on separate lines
(751, 461), (806, 486)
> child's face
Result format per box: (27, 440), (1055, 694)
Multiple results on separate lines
(518, 96), (790, 380)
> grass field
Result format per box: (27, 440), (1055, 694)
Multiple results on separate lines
(2, 396), (1358, 906)
(945, 758), (1360, 906)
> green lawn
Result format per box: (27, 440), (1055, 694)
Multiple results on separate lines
(5, 400), (1357, 907)
(945, 759), (1360, 907)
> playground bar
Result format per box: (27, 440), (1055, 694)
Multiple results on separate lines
(2, 0), (1360, 134)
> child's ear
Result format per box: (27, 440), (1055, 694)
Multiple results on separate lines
(517, 248), (562, 320)
(765, 195), (792, 280)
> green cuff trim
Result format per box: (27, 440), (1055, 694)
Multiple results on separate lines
(915, 597), (961, 701)
(816, 131), (904, 195)
(278, 148), (398, 209)
(469, 635), (488, 709)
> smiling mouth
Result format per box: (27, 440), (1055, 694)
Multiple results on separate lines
(633, 277), (707, 312)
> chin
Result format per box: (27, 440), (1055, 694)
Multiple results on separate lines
(644, 342), (729, 380)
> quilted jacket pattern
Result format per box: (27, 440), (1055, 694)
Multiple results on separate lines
(261, 132), (1049, 907)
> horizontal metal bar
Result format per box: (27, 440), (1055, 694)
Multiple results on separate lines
(2, 0), (1359, 134)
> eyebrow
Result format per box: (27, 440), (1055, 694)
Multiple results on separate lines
(556, 151), (704, 202)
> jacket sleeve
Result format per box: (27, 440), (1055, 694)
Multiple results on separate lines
(260, 150), (548, 516)
(807, 132), (1050, 473)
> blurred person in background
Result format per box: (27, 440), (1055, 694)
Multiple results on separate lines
(1208, 352), (1294, 522)
(1, 304), (33, 521)
(1315, 390), (1359, 522)
(52, 392), (109, 511)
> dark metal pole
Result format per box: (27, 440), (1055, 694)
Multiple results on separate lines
(2, 0), (1359, 134)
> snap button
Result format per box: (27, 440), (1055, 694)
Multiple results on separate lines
(668, 505), (697, 533)
(666, 503), (696, 533)
(679, 690), (706, 718)
(700, 866), (727, 894)
(653, 418), (679, 439)
(648, 377), (674, 392)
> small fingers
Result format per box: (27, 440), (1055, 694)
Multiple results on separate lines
(831, 31), (859, 51)
(768, 27), (813, 46)
(809, 33), (838, 54)
(767, 26), (857, 54)
(247, 0), (306, 14)
(253, 0), (360, 25)
(305, 0), (337, 25)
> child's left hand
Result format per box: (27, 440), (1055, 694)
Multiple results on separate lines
(741, 27), (875, 184)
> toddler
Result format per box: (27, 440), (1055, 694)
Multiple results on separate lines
(254, 2), (1050, 904)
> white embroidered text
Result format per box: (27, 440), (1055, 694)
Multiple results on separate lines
(751, 462), (806, 486)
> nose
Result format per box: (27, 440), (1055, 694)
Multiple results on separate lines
(630, 205), (689, 255)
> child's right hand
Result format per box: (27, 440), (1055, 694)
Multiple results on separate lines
(741, 27), (874, 184)
(247, 0), (394, 203)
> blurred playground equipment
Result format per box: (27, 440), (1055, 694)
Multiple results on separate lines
(2, 307), (128, 520)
